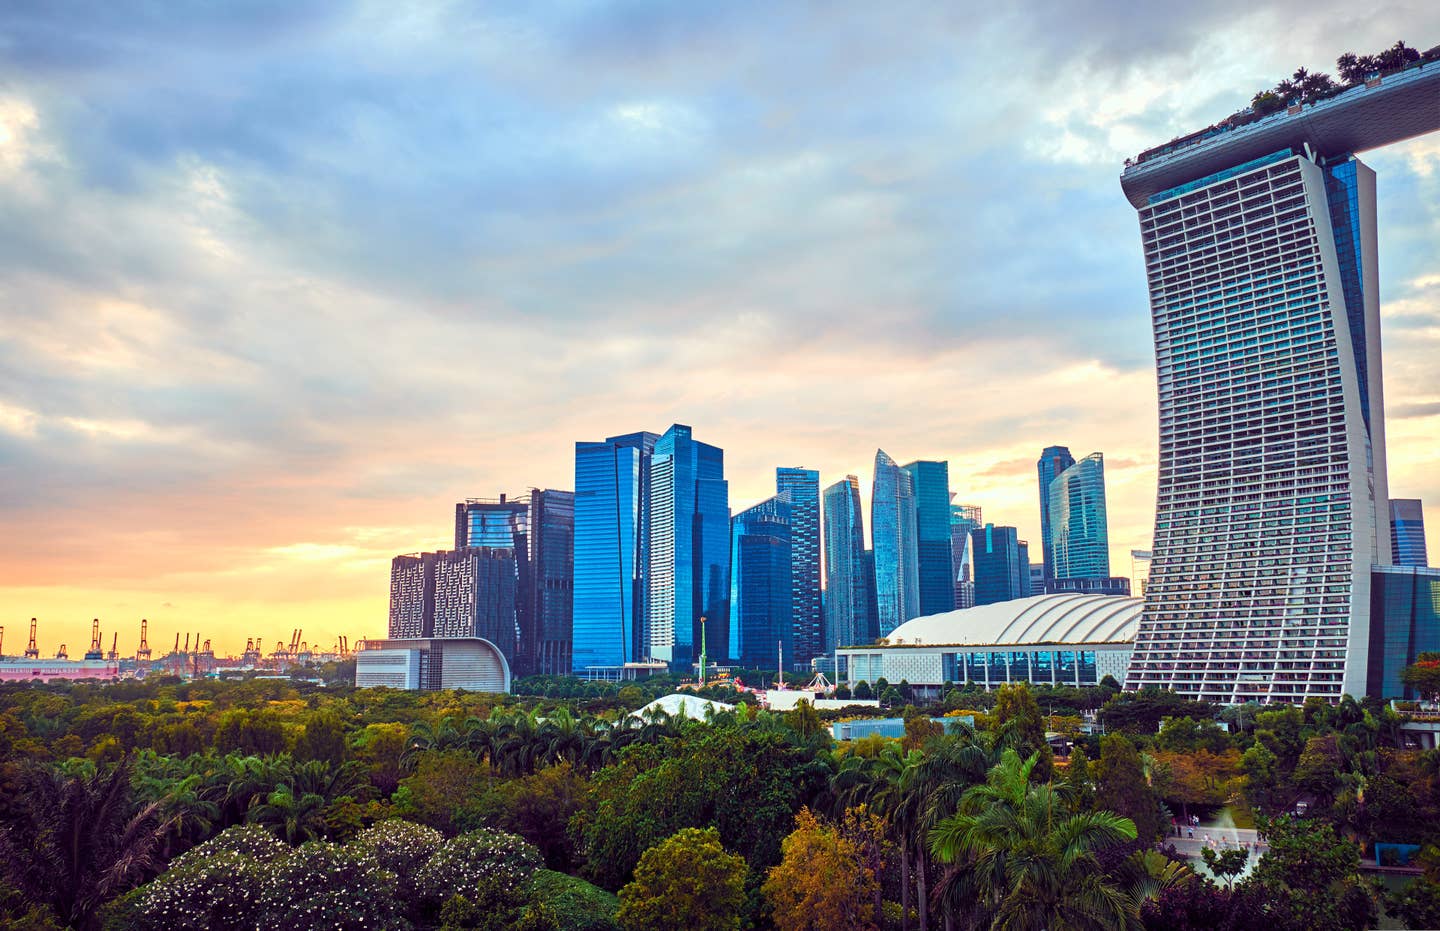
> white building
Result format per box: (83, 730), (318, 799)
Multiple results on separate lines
(839, 593), (1140, 697)
(355, 637), (510, 692)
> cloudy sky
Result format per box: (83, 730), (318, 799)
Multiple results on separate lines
(2, 2), (1438, 657)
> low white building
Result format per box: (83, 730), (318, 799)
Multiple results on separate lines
(840, 593), (1140, 697)
(355, 637), (510, 693)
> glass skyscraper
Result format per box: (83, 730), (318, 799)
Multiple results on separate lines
(776, 467), (823, 665)
(872, 449), (920, 636)
(950, 504), (982, 610)
(1368, 565), (1440, 698)
(1390, 499), (1429, 568)
(526, 489), (575, 677)
(824, 476), (872, 651)
(572, 432), (657, 671)
(728, 496), (793, 668)
(972, 524), (1026, 606)
(455, 496), (529, 550)
(646, 425), (729, 667)
(1118, 67), (1440, 701)
(903, 460), (956, 617)
(1036, 446), (1076, 585)
(1047, 452), (1110, 580)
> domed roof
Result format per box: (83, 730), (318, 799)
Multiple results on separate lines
(878, 593), (1141, 647)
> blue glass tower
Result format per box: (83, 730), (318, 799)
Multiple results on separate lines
(872, 449), (919, 636)
(1036, 446), (1075, 585)
(949, 504), (982, 610)
(776, 467), (822, 665)
(1048, 452), (1110, 580)
(729, 496), (793, 668)
(647, 425), (729, 666)
(972, 524), (1026, 606)
(903, 460), (956, 617)
(572, 432), (657, 671)
(824, 476), (872, 651)
(1390, 499), (1429, 568)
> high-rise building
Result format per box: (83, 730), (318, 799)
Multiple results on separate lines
(728, 496), (793, 669)
(824, 476), (872, 652)
(388, 553), (437, 638)
(1130, 549), (1153, 597)
(573, 432), (658, 671)
(1118, 69), (1440, 701)
(776, 467), (823, 665)
(862, 549), (879, 639)
(1036, 446), (1076, 584)
(1048, 452), (1110, 580)
(903, 460), (956, 617)
(972, 524), (1026, 606)
(950, 504), (982, 610)
(1017, 540), (1033, 596)
(872, 449), (920, 635)
(433, 548), (518, 663)
(647, 425), (729, 666)
(455, 496), (529, 550)
(1390, 499), (1429, 568)
(1369, 565), (1440, 698)
(526, 490), (575, 676)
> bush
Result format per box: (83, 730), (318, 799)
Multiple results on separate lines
(413, 828), (544, 909)
(351, 819), (446, 887)
(528, 870), (620, 931)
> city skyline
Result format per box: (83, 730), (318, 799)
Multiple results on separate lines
(4, 4), (1439, 655)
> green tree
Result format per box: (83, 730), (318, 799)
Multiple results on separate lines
(1095, 734), (1162, 846)
(763, 808), (878, 931)
(1241, 815), (1376, 931)
(294, 710), (347, 766)
(616, 828), (746, 931)
(991, 682), (1054, 781)
(852, 681), (873, 701)
(1200, 846), (1248, 888)
(1066, 746), (1095, 811)
(395, 749), (492, 834)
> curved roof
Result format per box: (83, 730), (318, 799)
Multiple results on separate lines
(879, 594), (1141, 647)
(631, 693), (735, 720)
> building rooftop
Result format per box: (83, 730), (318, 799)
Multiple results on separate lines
(1120, 60), (1440, 208)
(862, 593), (1142, 648)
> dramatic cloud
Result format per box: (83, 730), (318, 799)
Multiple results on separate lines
(1, 1), (1437, 652)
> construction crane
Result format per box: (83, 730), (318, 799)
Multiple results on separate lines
(85, 618), (103, 660)
(56, 643), (68, 660)
(24, 618), (38, 660)
(106, 632), (118, 662)
(136, 619), (151, 661)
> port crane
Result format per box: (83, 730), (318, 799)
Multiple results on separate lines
(24, 618), (38, 660)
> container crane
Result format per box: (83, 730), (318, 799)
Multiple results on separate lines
(136, 619), (151, 661)
(56, 644), (68, 660)
(85, 618), (103, 660)
(106, 632), (118, 662)
(25, 618), (39, 660)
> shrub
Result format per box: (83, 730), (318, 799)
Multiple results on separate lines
(413, 828), (544, 909)
(528, 870), (620, 931)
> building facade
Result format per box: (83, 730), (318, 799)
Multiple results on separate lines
(1036, 446), (1076, 585)
(972, 524), (1027, 606)
(573, 432), (658, 671)
(454, 496), (529, 550)
(872, 449), (920, 635)
(389, 553), (437, 638)
(903, 460), (957, 617)
(950, 504), (982, 610)
(355, 637), (511, 692)
(432, 548), (518, 663)
(1390, 499), (1429, 568)
(646, 425), (729, 667)
(1369, 565), (1440, 699)
(776, 467), (823, 665)
(728, 496), (793, 668)
(526, 489), (575, 676)
(824, 476), (872, 651)
(1048, 452), (1111, 580)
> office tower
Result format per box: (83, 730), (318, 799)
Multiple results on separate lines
(1390, 499), (1429, 567)
(903, 460), (956, 617)
(972, 524), (1026, 605)
(1036, 446), (1076, 584)
(862, 549), (879, 638)
(824, 476), (872, 651)
(573, 432), (658, 671)
(1369, 566), (1440, 698)
(647, 425), (729, 666)
(527, 489), (575, 676)
(1028, 563), (1045, 597)
(1130, 550), (1153, 597)
(729, 496), (793, 668)
(1048, 452), (1111, 580)
(1017, 540), (1033, 596)
(1118, 68), (1440, 701)
(389, 553), (437, 638)
(455, 495), (529, 550)
(950, 504), (982, 610)
(872, 449), (920, 635)
(776, 467), (823, 664)
(433, 548), (518, 663)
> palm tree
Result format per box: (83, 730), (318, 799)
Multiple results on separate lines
(0, 757), (172, 930)
(248, 783), (328, 845)
(929, 749), (1139, 930)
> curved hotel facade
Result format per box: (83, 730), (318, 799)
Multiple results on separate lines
(1119, 62), (1440, 702)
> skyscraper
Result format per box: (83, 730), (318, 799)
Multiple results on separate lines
(972, 524), (1026, 606)
(1390, 499), (1429, 568)
(573, 432), (657, 671)
(1048, 452), (1110, 580)
(526, 489), (575, 676)
(872, 449), (920, 635)
(728, 496), (793, 669)
(646, 425), (729, 666)
(776, 467), (823, 665)
(1036, 446), (1076, 584)
(949, 503), (982, 610)
(389, 553), (437, 638)
(1118, 68), (1440, 701)
(455, 496), (529, 550)
(824, 476), (871, 651)
(903, 460), (956, 617)
(433, 547), (518, 663)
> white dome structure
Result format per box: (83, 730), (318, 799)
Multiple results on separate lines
(882, 593), (1142, 647)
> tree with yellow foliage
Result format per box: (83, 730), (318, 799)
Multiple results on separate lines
(763, 808), (880, 931)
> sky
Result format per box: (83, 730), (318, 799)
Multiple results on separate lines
(2, 2), (1438, 658)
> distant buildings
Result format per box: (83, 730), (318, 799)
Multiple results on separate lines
(824, 476), (871, 652)
(356, 637), (510, 692)
(1047, 452), (1110, 580)
(1370, 566), (1440, 698)
(1036, 446), (1076, 585)
(872, 449), (920, 636)
(903, 460), (956, 617)
(1390, 499), (1429, 567)
(728, 496), (792, 668)
(525, 489), (575, 676)
(386, 547), (519, 670)
(972, 524), (1027, 606)
(776, 467), (823, 665)
(949, 504), (982, 610)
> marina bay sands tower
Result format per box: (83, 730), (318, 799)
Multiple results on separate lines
(1119, 62), (1440, 703)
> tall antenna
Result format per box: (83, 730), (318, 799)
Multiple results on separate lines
(25, 618), (38, 659)
(137, 619), (151, 660)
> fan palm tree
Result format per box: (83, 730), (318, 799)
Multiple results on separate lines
(929, 749), (1139, 930)
(248, 783), (328, 845)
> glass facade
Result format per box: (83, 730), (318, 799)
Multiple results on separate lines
(572, 432), (657, 671)
(728, 496), (793, 668)
(872, 449), (919, 635)
(972, 524), (1025, 606)
(527, 490), (575, 677)
(1124, 150), (1390, 702)
(1390, 499), (1429, 568)
(824, 476), (872, 651)
(1368, 566), (1440, 698)
(1048, 452), (1111, 580)
(776, 468), (823, 665)
(950, 504), (982, 610)
(646, 425), (729, 667)
(1036, 446), (1075, 585)
(903, 460), (956, 617)
(455, 497), (529, 550)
